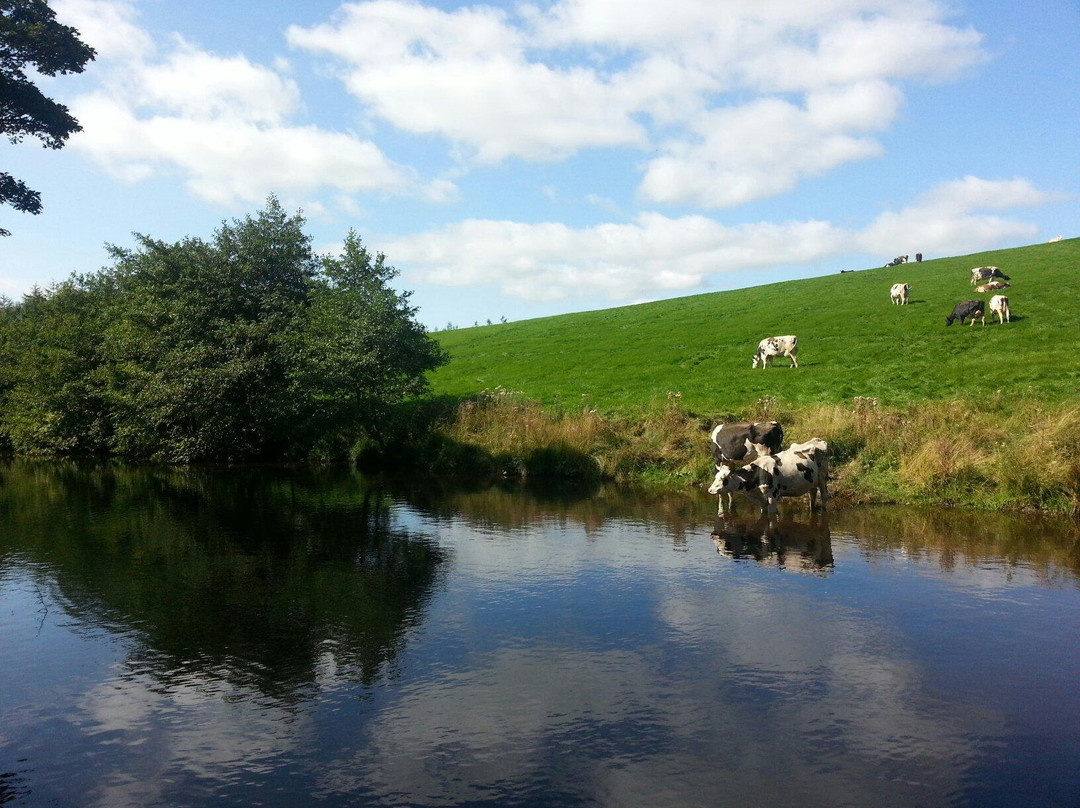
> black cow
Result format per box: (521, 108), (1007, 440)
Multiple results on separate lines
(709, 422), (784, 514)
(945, 300), (985, 327)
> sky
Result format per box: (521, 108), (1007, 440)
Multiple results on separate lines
(2, 0), (1078, 329)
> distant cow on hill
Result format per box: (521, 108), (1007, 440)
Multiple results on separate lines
(890, 283), (910, 305)
(885, 255), (908, 267)
(752, 335), (799, 369)
(989, 295), (1011, 324)
(946, 300), (985, 327)
(970, 266), (1009, 285)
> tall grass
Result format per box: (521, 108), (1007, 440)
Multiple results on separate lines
(412, 391), (1080, 516)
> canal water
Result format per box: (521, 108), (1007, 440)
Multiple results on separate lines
(1, 461), (1078, 807)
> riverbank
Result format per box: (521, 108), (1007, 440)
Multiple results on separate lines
(381, 390), (1080, 517)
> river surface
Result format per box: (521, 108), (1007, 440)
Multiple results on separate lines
(1, 460), (1078, 807)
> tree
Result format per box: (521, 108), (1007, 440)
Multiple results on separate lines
(1, 0), (95, 235)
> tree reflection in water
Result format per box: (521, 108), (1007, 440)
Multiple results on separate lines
(0, 459), (448, 702)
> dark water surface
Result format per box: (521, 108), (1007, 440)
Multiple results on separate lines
(2, 461), (1079, 807)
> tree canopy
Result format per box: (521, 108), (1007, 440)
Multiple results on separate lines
(0, 198), (448, 462)
(1, 0), (95, 235)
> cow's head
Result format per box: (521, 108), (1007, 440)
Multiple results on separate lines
(708, 465), (740, 496)
(751, 351), (763, 369)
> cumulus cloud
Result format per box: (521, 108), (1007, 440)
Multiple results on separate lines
(640, 82), (903, 207)
(53, 0), (154, 63)
(287, 3), (648, 163)
(56, 0), (437, 208)
(290, 0), (985, 200)
(387, 177), (1052, 303)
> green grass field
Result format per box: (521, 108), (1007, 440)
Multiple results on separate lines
(431, 239), (1080, 415)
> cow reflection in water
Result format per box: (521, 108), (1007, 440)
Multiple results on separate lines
(710, 512), (833, 573)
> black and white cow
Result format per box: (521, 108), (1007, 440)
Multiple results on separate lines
(709, 421), (783, 514)
(970, 266), (1010, 285)
(890, 282), (910, 305)
(945, 300), (985, 326)
(885, 255), (908, 267)
(752, 335), (799, 369)
(708, 438), (829, 518)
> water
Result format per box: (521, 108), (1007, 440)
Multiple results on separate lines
(1, 460), (1078, 807)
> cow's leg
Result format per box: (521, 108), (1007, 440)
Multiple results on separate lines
(809, 488), (817, 510)
(787, 350), (798, 368)
(819, 478), (828, 512)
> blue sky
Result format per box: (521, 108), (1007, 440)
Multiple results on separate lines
(3, 0), (1077, 329)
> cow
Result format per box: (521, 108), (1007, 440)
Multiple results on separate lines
(976, 281), (1010, 293)
(709, 421), (783, 514)
(970, 266), (1010, 285)
(946, 300), (985, 326)
(1047, 235), (1063, 243)
(885, 255), (908, 267)
(752, 335), (798, 369)
(890, 283), (910, 305)
(915, 253), (922, 262)
(708, 438), (829, 518)
(989, 294), (1011, 324)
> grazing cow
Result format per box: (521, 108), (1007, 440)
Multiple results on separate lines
(1047, 235), (1063, 243)
(946, 300), (985, 326)
(752, 335), (799, 369)
(915, 253), (923, 262)
(976, 281), (1010, 293)
(709, 422), (783, 514)
(989, 294), (1011, 324)
(970, 266), (1010, 285)
(884, 255), (908, 267)
(708, 439), (829, 518)
(890, 282), (910, 305)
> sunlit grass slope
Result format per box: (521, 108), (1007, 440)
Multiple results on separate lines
(431, 239), (1080, 413)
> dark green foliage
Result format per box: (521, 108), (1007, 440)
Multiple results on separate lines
(0, 198), (447, 462)
(1, 0), (96, 234)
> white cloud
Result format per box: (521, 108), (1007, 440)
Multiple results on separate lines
(58, 2), (434, 209)
(640, 82), (903, 207)
(388, 177), (1052, 303)
(53, 0), (154, 63)
(132, 39), (302, 125)
(72, 94), (410, 205)
(288, 3), (648, 163)
(289, 0), (986, 201)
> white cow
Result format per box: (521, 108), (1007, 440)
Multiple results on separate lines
(708, 439), (829, 518)
(989, 294), (1011, 324)
(890, 283), (910, 305)
(752, 335), (799, 369)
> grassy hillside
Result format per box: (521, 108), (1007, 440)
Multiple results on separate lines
(431, 239), (1080, 414)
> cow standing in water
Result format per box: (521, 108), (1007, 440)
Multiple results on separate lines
(752, 335), (799, 369)
(709, 439), (830, 519)
(709, 422), (783, 515)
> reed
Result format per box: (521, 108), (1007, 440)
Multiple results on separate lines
(414, 392), (1080, 516)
